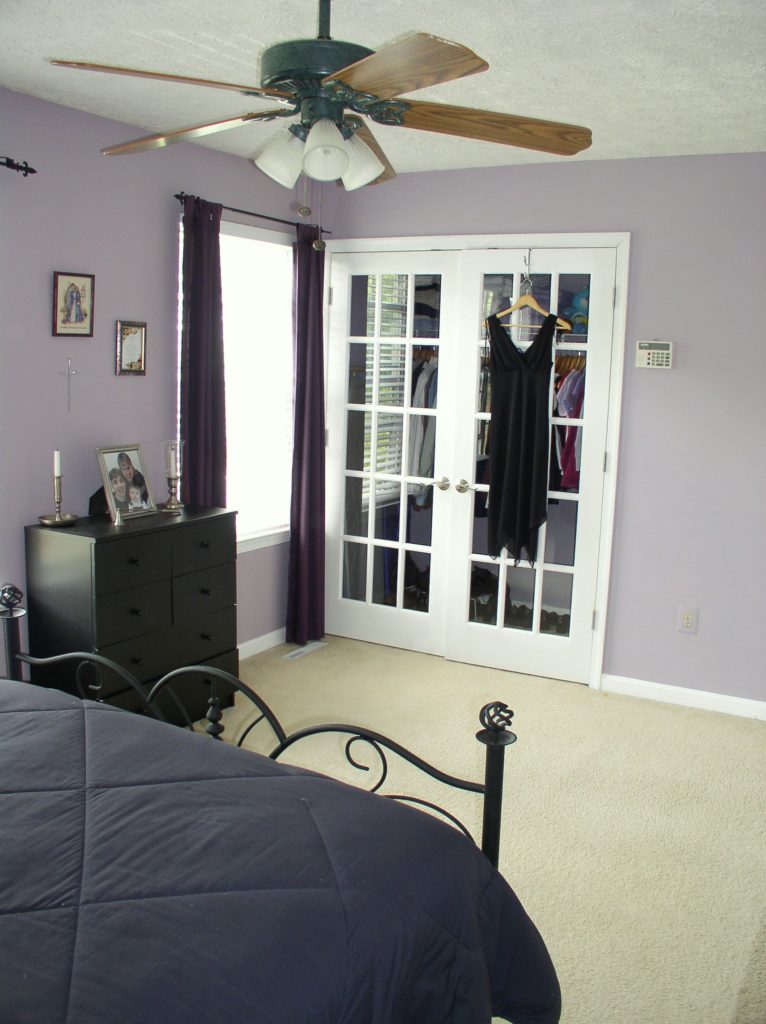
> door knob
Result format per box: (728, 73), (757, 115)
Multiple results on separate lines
(434, 476), (450, 491)
(455, 478), (477, 494)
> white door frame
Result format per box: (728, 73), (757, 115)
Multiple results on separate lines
(324, 232), (630, 690)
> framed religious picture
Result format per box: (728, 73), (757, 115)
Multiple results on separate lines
(115, 320), (147, 375)
(52, 271), (95, 337)
(96, 444), (157, 522)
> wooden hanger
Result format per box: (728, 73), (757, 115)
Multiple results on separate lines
(555, 354), (586, 374)
(490, 292), (571, 332)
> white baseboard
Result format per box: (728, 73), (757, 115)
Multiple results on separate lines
(238, 628), (286, 661)
(233, 638), (766, 721)
(601, 674), (766, 721)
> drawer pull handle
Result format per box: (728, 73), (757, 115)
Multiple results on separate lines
(131, 657), (144, 666)
(129, 557), (142, 566)
(200, 541), (212, 550)
(201, 587), (212, 596)
(201, 632), (212, 641)
(130, 608), (142, 617)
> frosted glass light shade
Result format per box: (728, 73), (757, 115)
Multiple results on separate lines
(302, 119), (349, 181)
(341, 133), (385, 190)
(253, 132), (305, 188)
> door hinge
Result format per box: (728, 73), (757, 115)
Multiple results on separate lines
(592, 609), (597, 630)
(603, 451), (608, 473)
(612, 285), (617, 308)
(325, 429), (329, 446)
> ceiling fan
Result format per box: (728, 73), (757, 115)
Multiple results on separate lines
(51, 0), (592, 190)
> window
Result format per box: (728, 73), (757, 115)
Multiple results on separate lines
(219, 222), (294, 541)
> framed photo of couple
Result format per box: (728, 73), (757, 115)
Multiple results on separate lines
(96, 444), (157, 522)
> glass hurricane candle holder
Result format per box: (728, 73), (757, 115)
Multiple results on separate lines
(158, 438), (185, 513)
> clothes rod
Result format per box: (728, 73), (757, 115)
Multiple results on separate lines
(174, 192), (329, 232)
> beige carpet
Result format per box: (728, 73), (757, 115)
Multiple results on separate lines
(223, 635), (766, 1024)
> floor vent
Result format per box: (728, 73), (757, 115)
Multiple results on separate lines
(283, 641), (328, 661)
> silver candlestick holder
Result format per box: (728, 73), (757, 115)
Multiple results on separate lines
(39, 474), (79, 527)
(158, 438), (185, 514)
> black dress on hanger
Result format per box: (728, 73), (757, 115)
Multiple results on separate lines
(486, 313), (556, 562)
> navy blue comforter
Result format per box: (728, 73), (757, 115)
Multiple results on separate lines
(0, 680), (560, 1023)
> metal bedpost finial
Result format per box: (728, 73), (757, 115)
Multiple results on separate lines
(206, 694), (225, 740)
(0, 583), (24, 612)
(479, 701), (515, 733)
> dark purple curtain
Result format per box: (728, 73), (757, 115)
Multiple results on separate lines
(179, 195), (227, 508)
(286, 224), (325, 644)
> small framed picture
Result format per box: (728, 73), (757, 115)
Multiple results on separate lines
(115, 320), (147, 375)
(52, 271), (95, 337)
(96, 444), (157, 522)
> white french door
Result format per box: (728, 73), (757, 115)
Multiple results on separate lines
(324, 251), (460, 655)
(325, 238), (625, 684)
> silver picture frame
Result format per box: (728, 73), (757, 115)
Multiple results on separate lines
(115, 320), (147, 375)
(96, 444), (157, 522)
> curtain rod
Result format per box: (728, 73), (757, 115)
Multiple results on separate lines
(174, 192), (329, 232)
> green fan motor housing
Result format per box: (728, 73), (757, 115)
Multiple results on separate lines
(260, 39), (373, 92)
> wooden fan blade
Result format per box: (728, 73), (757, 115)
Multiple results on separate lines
(347, 118), (396, 184)
(50, 60), (291, 99)
(398, 99), (592, 156)
(101, 110), (285, 156)
(324, 33), (487, 100)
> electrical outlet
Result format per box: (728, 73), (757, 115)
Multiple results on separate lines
(677, 605), (699, 634)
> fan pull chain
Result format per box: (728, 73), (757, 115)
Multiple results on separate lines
(313, 184), (326, 251)
(298, 174), (312, 219)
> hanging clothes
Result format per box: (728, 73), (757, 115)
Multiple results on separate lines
(554, 364), (585, 491)
(486, 313), (556, 562)
(560, 385), (584, 490)
(408, 356), (438, 489)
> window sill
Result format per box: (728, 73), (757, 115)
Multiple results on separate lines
(237, 527), (290, 554)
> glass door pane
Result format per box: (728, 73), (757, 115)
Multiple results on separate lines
(338, 266), (443, 618)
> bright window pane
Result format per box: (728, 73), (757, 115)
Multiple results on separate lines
(220, 228), (293, 537)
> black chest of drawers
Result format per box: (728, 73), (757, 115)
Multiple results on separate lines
(24, 507), (238, 724)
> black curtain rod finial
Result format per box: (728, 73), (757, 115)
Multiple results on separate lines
(2, 156), (37, 176)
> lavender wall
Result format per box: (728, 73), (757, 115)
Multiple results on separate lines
(0, 88), (306, 652)
(236, 540), (290, 642)
(3, 85), (763, 703)
(329, 154), (766, 701)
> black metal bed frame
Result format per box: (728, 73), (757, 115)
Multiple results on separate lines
(2, 605), (516, 869)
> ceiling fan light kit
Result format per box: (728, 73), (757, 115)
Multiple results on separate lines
(251, 130), (306, 188)
(50, 0), (591, 192)
(341, 132), (385, 190)
(301, 118), (350, 180)
(254, 119), (385, 190)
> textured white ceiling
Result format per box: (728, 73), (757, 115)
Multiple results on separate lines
(2, 0), (765, 174)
